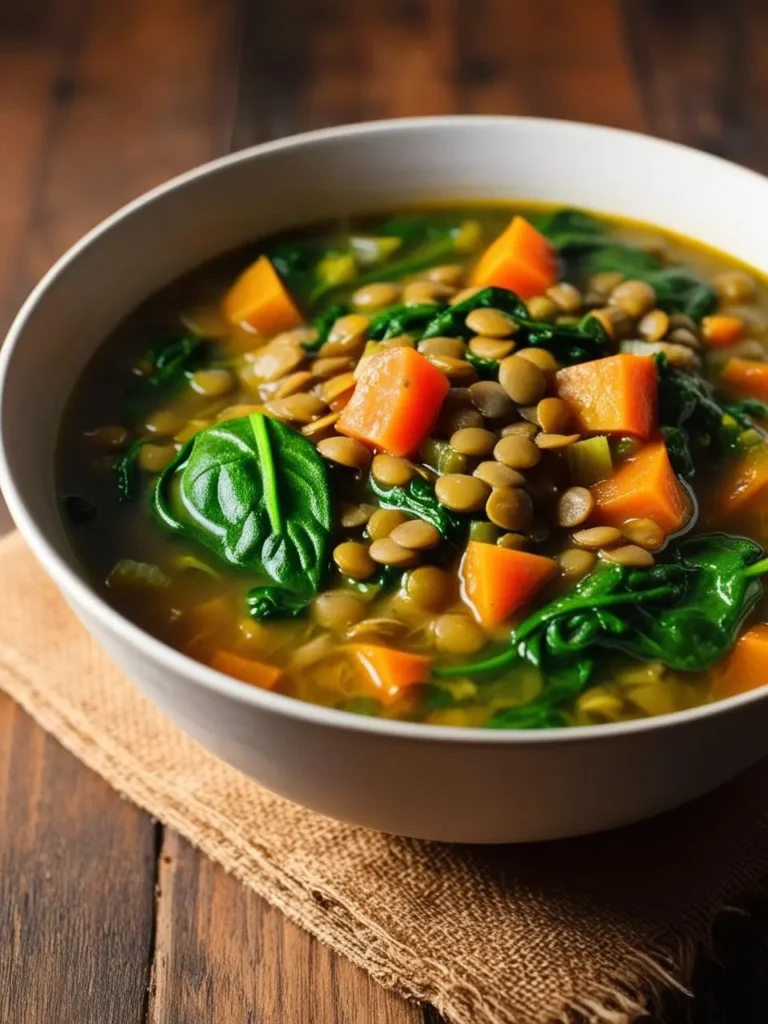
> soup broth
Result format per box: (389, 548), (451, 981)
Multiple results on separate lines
(57, 204), (768, 728)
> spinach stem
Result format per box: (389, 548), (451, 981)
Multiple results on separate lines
(743, 556), (768, 579)
(250, 413), (282, 534)
(433, 584), (680, 679)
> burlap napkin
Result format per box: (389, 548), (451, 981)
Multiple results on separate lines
(5, 531), (768, 1023)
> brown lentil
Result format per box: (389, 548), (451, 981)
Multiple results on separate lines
(313, 592), (365, 631)
(497, 532), (528, 550)
(425, 264), (465, 286)
(589, 271), (625, 296)
(321, 371), (357, 404)
(427, 355), (477, 382)
(468, 336), (516, 361)
(300, 411), (341, 439)
(587, 307), (617, 340)
(559, 547), (597, 578)
(378, 334), (416, 350)
(486, 486), (534, 531)
(535, 432), (581, 450)
(526, 295), (557, 321)
(435, 473), (491, 512)
(264, 393), (326, 423)
(656, 341), (700, 370)
(403, 281), (455, 305)
(406, 566), (457, 612)
(245, 342), (304, 382)
(547, 282), (582, 313)
(316, 436), (372, 471)
(274, 370), (314, 398)
(537, 397), (573, 434)
(137, 443), (178, 472)
(333, 541), (377, 580)
(493, 433), (541, 469)
(638, 309), (670, 342)
(339, 502), (376, 529)
(389, 519), (442, 550)
(621, 517), (665, 550)
(433, 614), (486, 656)
(191, 368), (234, 396)
(600, 544), (655, 567)
(449, 286), (483, 305)
(468, 380), (514, 419)
(609, 279), (656, 318)
(371, 454), (415, 487)
(323, 313), (369, 353)
(502, 421), (539, 439)
(145, 408), (185, 436)
(465, 307), (517, 338)
(473, 460), (525, 488)
(450, 426), (497, 456)
(417, 336), (467, 359)
(368, 537), (420, 568)
(498, 355), (546, 405)
(713, 270), (757, 304)
(557, 486), (595, 528)
(515, 347), (560, 376)
(367, 508), (409, 540)
(311, 356), (355, 379)
(572, 526), (623, 550)
(352, 282), (401, 311)
(667, 327), (701, 350)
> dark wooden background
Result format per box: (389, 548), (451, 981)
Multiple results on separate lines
(3, 1), (768, 1021)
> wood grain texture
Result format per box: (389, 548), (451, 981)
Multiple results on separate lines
(0, 691), (157, 1024)
(147, 830), (422, 1024)
(1, 0), (767, 1021)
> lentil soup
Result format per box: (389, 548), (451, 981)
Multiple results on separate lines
(57, 205), (768, 729)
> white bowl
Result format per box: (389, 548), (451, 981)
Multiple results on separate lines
(2, 117), (768, 843)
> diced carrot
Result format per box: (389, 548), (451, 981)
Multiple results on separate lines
(706, 445), (768, 522)
(209, 650), (285, 690)
(712, 625), (768, 701)
(222, 255), (303, 335)
(701, 315), (744, 349)
(348, 644), (433, 705)
(469, 216), (558, 299)
(591, 439), (692, 535)
(337, 347), (450, 456)
(555, 354), (658, 439)
(720, 357), (768, 401)
(461, 541), (558, 627)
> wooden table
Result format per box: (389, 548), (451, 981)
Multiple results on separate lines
(3, 2), (768, 1020)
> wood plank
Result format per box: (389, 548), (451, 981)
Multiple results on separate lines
(0, 691), (157, 1024)
(147, 830), (423, 1024)
(456, 0), (646, 129)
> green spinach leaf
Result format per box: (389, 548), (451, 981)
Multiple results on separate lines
(154, 414), (332, 594)
(369, 475), (465, 544)
(246, 587), (312, 619)
(114, 439), (152, 501)
(306, 302), (348, 351)
(127, 335), (204, 419)
(435, 533), (768, 727)
(368, 304), (443, 341)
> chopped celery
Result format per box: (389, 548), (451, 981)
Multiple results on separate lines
(453, 219), (482, 254)
(469, 521), (500, 544)
(317, 252), (357, 287)
(349, 235), (402, 266)
(420, 438), (468, 475)
(354, 341), (382, 379)
(106, 559), (171, 590)
(174, 554), (221, 580)
(567, 436), (613, 486)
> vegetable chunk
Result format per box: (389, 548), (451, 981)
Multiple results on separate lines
(338, 347), (450, 456)
(348, 644), (433, 704)
(461, 541), (558, 627)
(555, 354), (658, 439)
(469, 216), (558, 298)
(210, 650), (285, 690)
(712, 625), (768, 700)
(591, 440), (692, 535)
(223, 255), (303, 334)
(721, 357), (768, 401)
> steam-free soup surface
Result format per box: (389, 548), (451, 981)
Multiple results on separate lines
(58, 205), (768, 728)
